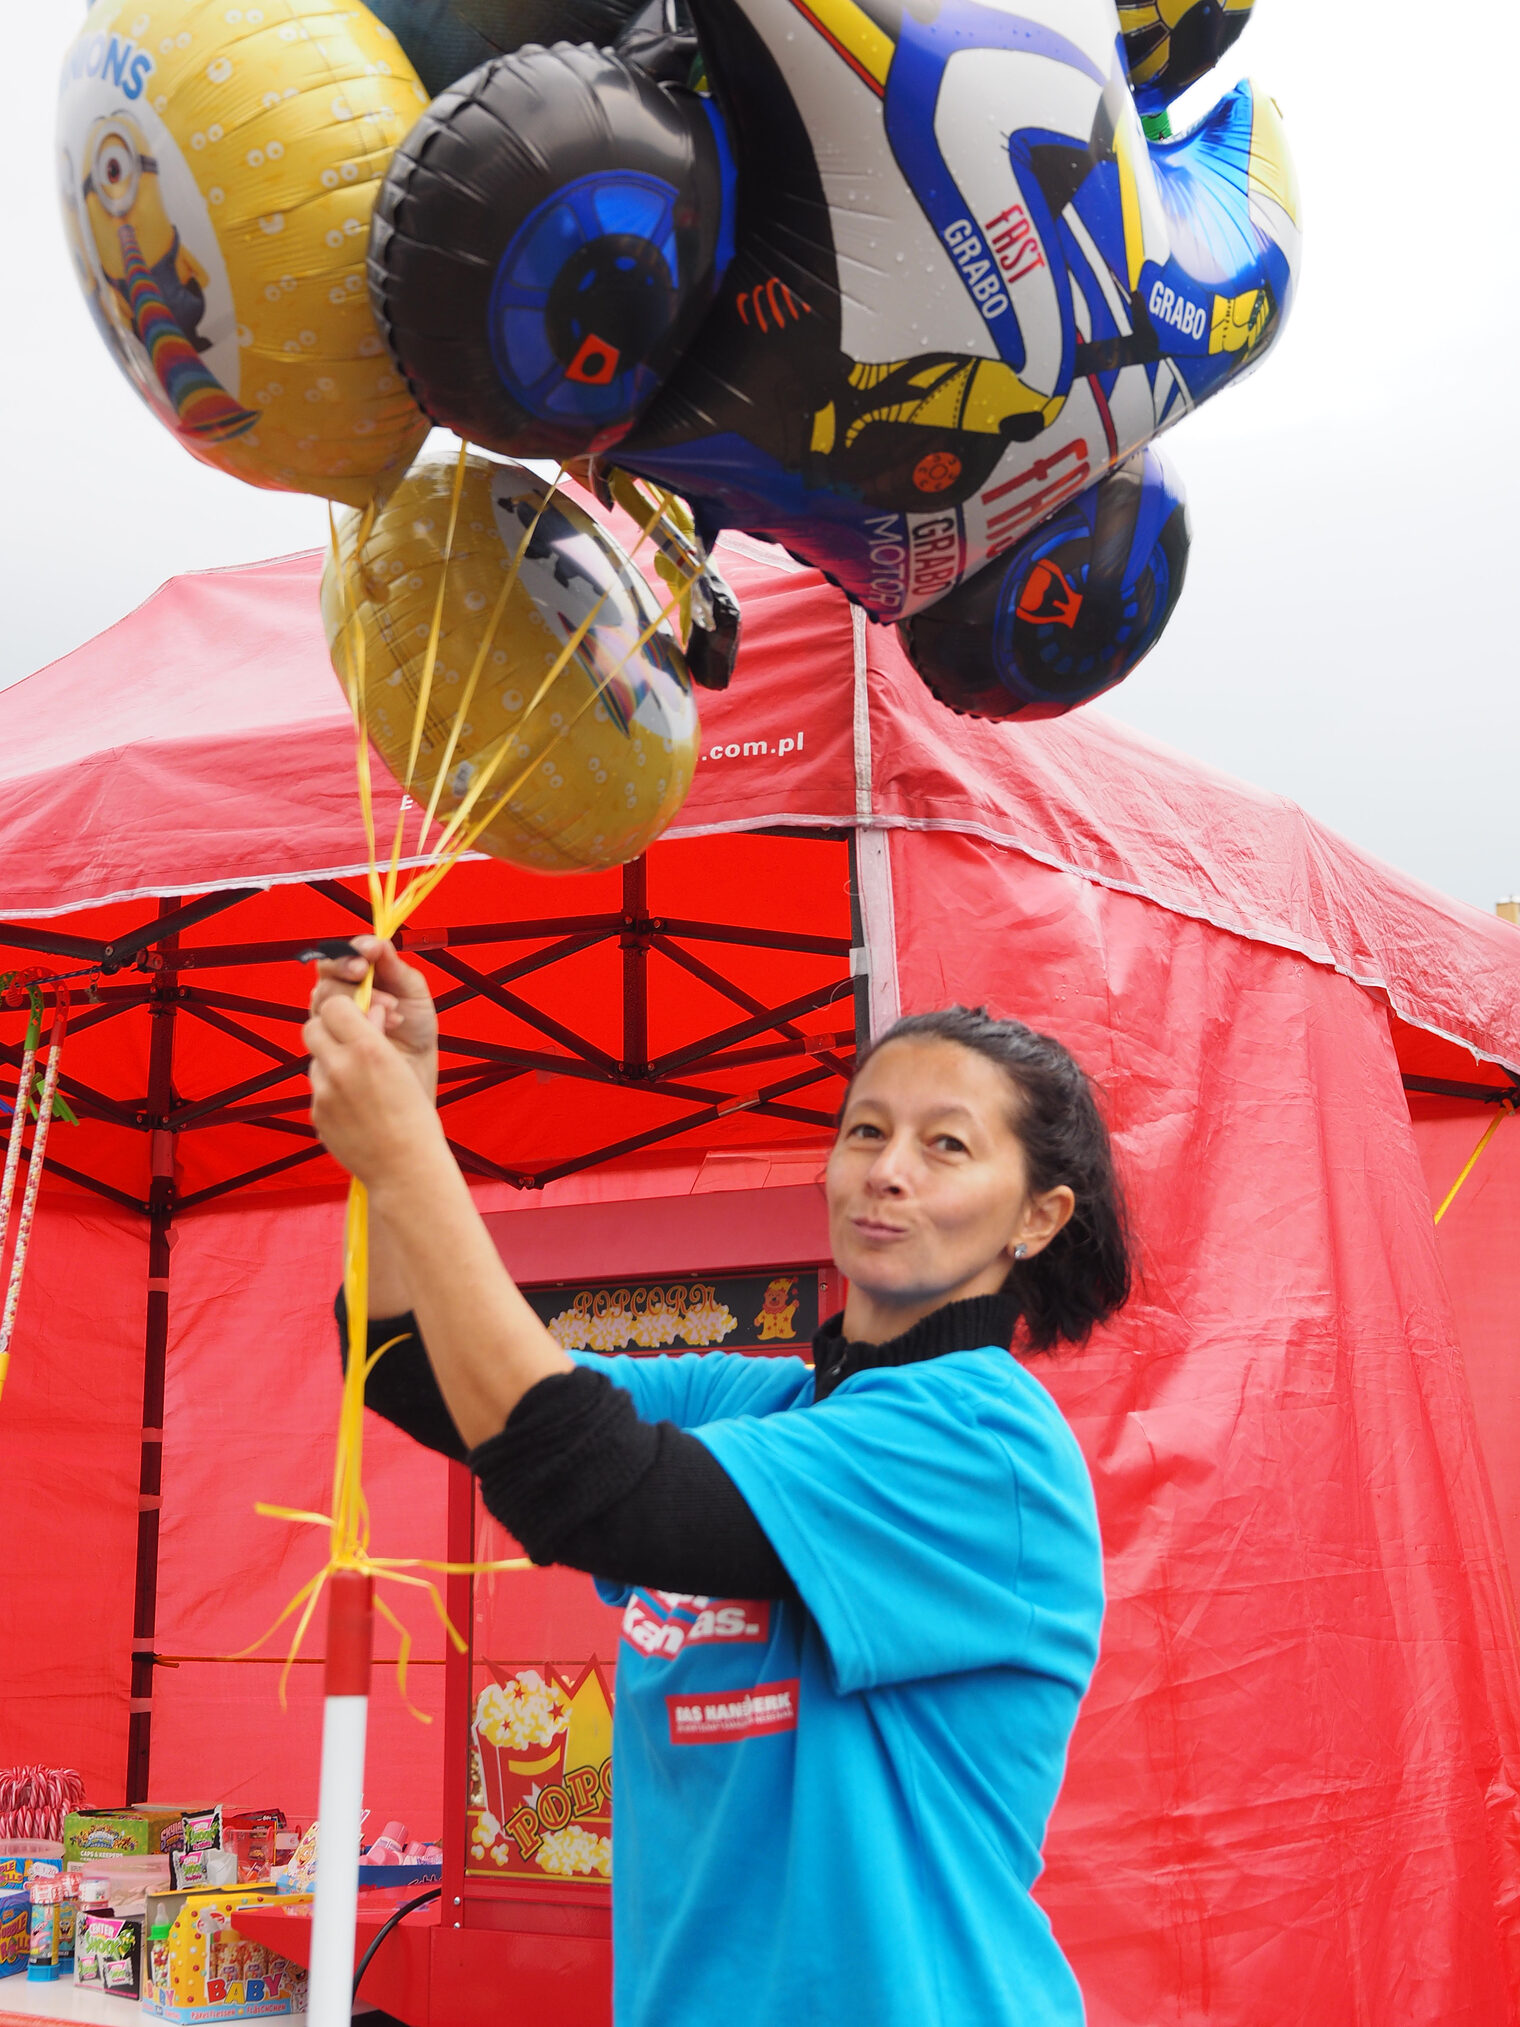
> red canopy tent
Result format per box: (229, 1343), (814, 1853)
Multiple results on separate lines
(2, 532), (1519, 2025)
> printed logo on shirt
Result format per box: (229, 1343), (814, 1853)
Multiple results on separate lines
(621, 1591), (771, 1662)
(666, 1679), (801, 1745)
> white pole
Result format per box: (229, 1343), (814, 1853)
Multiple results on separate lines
(306, 1570), (372, 2026)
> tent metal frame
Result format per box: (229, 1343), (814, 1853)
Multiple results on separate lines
(0, 833), (861, 1800)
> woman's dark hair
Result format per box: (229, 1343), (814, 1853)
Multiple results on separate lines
(846, 1006), (1131, 1353)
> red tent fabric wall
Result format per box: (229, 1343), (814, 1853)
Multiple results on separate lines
(889, 832), (1520, 2020)
(1413, 1097), (1520, 1612)
(0, 1199), (146, 1800)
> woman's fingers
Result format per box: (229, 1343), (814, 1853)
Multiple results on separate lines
(309, 937), (436, 1035)
(371, 942), (433, 1009)
(304, 987), (441, 1186)
(310, 976), (398, 1018)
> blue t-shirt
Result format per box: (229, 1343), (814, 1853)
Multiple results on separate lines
(574, 1343), (1103, 2027)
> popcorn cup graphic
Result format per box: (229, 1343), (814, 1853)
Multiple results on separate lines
(469, 1662), (613, 1883)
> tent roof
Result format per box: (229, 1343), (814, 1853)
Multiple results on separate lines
(6, 531), (1518, 1086)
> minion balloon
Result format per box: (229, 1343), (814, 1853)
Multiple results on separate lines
(57, 0), (433, 507)
(369, 0), (1299, 716)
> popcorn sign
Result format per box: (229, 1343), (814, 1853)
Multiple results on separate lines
(467, 1662), (613, 1885)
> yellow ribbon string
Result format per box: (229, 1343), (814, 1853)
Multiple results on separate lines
(398, 558), (704, 923)
(418, 467), (569, 844)
(412, 486), (676, 875)
(251, 456), (704, 1716)
(1433, 1098), (1515, 1225)
(387, 437), (471, 915)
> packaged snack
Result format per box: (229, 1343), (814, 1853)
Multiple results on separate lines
(27, 1874), (64, 1981)
(65, 1809), (197, 1863)
(74, 1880), (113, 1985)
(92, 1916), (143, 1999)
(276, 1824), (318, 1896)
(66, 1854), (172, 1904)
(58, 1878), (79, 1963)
(0, 1888), (28, 1977)
(182, 1809), (223, 1856)
(173, 1849), (210, 1891)
(148, 1920), (172, 1994)
(221, 1813), (284, 1886)
(0, 1842), (65, 1889)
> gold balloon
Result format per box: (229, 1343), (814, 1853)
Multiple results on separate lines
(57, 0), (430, 506)
(322, 457), (702, 873)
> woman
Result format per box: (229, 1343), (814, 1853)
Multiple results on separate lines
(309, 938), (1131, 2027)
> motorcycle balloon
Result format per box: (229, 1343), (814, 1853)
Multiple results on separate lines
(363, 0), (652, 99)
(616, 0), (1295, 634)
(899, 447), (1189, 721)
(57, 0), (430, 508)
(369, 46), (734, 460)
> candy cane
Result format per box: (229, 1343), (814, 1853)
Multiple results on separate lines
(0, 990), (69, 1404)
(0, 1763), (85, 1840)
(0, 1018), (39, 1269)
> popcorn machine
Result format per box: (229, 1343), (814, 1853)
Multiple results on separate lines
(434, 1262), (839, 2023)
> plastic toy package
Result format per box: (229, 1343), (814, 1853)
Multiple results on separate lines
(142, 1885), (311, 2023)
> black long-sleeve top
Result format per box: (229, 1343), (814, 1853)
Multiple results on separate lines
(337, 1287), (1019, 1600)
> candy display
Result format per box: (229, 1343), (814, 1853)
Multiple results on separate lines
(357, 1819), (442, 1886)
(0, 1758), (460, 2021)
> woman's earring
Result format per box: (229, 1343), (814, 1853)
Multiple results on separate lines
(1014, 1243), (1028, 1261)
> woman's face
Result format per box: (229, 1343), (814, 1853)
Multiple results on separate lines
(825, 1037), (1074, 1332)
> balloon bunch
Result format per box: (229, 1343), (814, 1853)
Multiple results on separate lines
(359, 0), (1300, 717)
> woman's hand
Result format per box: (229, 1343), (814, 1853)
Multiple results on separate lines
(310, 936), (438, 1105)
(305, 990), (448, 1192)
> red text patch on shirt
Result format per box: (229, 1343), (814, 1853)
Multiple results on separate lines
(622, 1593), (770, 1662)
(666, 1679), (800, 1744)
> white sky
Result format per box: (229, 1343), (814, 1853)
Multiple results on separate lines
(7, 0), (1518, 911)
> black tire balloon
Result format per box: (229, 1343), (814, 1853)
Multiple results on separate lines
(900, 448), (1190, 721)
(369, 45), (732, 460)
